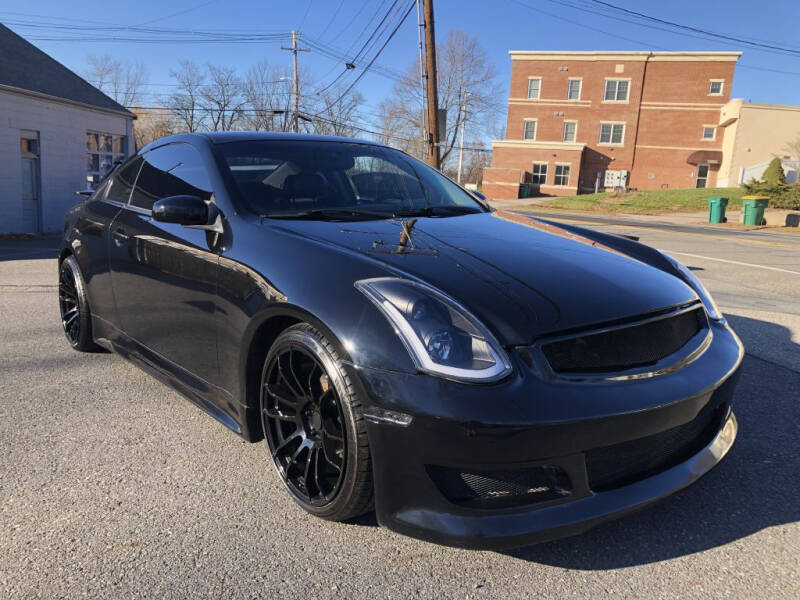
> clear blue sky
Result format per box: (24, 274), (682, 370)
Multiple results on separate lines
(2, 0), (798, 118)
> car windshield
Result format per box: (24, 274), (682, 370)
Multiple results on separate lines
(215, 140), (486, 219)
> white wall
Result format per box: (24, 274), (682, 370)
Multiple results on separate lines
(740, 158), (800, 185)
(0, 90), (132, 233)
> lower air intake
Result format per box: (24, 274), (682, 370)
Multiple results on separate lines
(585, 400), (728, 492)
(426, 464), (572, 509)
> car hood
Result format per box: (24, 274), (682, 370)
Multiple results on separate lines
(265, 210), (697, 345)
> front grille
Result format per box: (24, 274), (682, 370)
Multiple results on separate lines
(542, 306), (705, 374)
(426, 464), (571, 509)
(585, 400), (728, 492)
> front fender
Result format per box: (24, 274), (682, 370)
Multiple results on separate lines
(215, 217), (419, 404)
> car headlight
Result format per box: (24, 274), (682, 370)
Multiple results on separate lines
(355, 277), (512, 382)
(662, 253), (723, 321)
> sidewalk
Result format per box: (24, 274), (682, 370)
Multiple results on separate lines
(489, 199), (798, 231)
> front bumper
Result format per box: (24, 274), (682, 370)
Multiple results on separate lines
(352, 320), (743, 550)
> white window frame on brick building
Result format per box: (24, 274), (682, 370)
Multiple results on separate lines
(527, 77), (541, 99)
(701, 125), (717, 141)
(603, 78), (630, 102)
(554, 163), (571, 187)
(567, 78), (582, 100)
(708, 79), (724, 96)
(599, 122), (626, 146)
(563, 120), (578, 142)
(522, 119), (537, 140)
(531, 162), (548, 185)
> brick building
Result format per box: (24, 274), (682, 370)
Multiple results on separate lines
(483, 51), (740, 199)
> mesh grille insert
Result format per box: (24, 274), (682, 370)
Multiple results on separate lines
(585, 400), (728, 492)
(426, 465), (572, 509)
(542, 307), (704, 374)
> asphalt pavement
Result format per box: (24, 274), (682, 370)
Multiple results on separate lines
(1, 221), (799, 599)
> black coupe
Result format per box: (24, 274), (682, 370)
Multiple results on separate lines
(59, 133), (742, 549)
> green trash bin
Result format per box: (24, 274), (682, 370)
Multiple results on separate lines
(519, 183), (531, 198)
(742, 195), (770, 226)
(707, 197), (729, 223)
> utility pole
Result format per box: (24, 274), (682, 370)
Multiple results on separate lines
(422, 0), (440, 169)
(415, 0), (428, 147)
(281, 30), (309, 133)
(457, 90), (468, 184)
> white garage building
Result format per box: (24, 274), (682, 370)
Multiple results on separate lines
(0, 24), (135, 234)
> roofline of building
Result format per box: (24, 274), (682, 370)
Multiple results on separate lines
(509, 51), (742, 62)
(0, 83), (136, 119)
(736, 100), (800, 112)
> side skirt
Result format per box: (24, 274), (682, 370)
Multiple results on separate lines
(92, 315), (244, 436)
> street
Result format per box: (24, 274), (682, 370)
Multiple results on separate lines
(1, 217), (799, 599)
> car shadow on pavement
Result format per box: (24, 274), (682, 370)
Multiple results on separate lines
(503, 314), (800, 569)
(0, 236), (61, 262)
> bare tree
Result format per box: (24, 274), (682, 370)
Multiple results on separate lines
(785, 133), (800, 159)
(374, 98), (426, 155)
(201, 64), (245, 131)
(86, 54), (148, 107)
(241, 61), (293, 131)
(443, 145), (491, 185)
(165, 60), (206, 133)
(313, 84), (365, 137)
(132, 108), (177, 149)
(375, 31), (502, 165)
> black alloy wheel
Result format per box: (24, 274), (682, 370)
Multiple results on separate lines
(59, 264), (80, 343)
(260, 324), (373, 520)
(58, 256), (99, 352)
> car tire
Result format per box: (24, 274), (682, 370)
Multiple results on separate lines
(58, 255), (99, 352)
(260, 323), (374, 521)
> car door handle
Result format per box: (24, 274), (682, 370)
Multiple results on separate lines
(112, 228), (130, 246)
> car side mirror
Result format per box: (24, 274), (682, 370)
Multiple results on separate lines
(152, 195), (214, 226)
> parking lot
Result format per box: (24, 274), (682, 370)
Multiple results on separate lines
(1, 217), (799, 599)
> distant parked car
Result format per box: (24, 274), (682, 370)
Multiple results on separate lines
(59, 133), (742, 549)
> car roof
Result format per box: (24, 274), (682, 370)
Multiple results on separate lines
(139, 131), (385, 154)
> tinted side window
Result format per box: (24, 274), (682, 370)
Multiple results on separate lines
(105, 156), (143, 205)
(130, 144), (213, 211)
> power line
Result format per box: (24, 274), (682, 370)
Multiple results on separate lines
(323, 0), (371, 46)
(2, 18), (286, 38)
(509, 0), (800, 77)
(298, 0), (314, 31)
(737, 63), (800, 78)
(343, 0), (393, 56)
(24, 35), (289, 44)
(87, 79), (292, 88)
(135, 0), (219, 27)
(318, 1), (415, 108)
(351, 0), (403, 64)
(585, 0), (800, 57)
(303, 35), (405, 83)
(315, 0), (346, 41)
(313, 1), (404, 94)
(508, 0), (671, 49)
(536, 0), (800, 59)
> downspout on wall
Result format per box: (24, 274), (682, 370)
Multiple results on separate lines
(628, 52), (652, 182)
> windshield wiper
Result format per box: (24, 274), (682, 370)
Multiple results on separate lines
(262, 208), (396, 221)
(396, 205), (484, 218)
